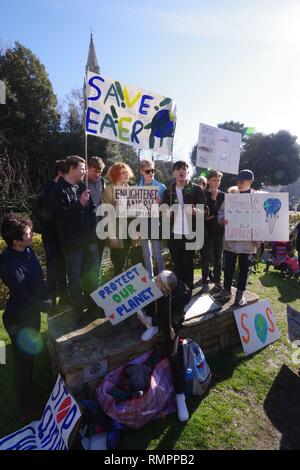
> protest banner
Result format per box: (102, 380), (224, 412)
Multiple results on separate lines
(115, 185), (159, 217)
(225, 193), (289, 241)
(85, 71), (176, 156)
(234, 299), (280, 356)
(90, 263), (163, 325)
(196, 123), (241, 174)
(286, 304), (300, 342)
(0, 375), (81, 450)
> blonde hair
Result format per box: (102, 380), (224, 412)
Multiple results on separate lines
(140, 159), (154, 170)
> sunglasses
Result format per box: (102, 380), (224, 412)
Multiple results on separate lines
(144, 169), (156, 174)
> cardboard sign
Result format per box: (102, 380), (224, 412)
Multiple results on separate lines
(90, 263), (163, 325)
(196, 123), (241, 174)
(115, 186), (159, 217)
(0, 375), (81, 450)
(225, 193), (289, 241)
(184, 294), (221, 321)
(85, 71), (176, 156)
(287, 304), (300, 342)
(234, 299), (280, 356)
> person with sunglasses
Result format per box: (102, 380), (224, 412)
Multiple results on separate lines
(138, 159), (166, 278)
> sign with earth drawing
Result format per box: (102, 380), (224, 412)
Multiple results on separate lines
(234, 299), (281, 356)
(85, 71), (176, 156)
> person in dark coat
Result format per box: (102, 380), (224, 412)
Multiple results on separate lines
(138, 270), (191, 422)
(0, 214), (51, 422)
(32, 160), (68, 312)
(50, 155), (100, 321)
(161, 160), (208, 291)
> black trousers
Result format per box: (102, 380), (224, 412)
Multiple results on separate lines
(3, 317), (41, 413)
(201, 234), (223, 284)
(223, 250), (252, 292)
(110, 241), (143, 276)
(168, 238), (195, 291)
(42, 236), (68, 299)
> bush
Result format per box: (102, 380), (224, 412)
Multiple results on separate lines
(0, 233), (45, 307)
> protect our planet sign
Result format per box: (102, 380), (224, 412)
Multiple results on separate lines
(234, 299), (280, 356)
(90, 263), (163, 325)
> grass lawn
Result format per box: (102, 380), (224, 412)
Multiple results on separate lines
(1, 263), (300, 449)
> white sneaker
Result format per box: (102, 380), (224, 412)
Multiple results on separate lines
(137, 310), (152, 328)
(176, 393), (189, 422)
(141, 326), (159, 342)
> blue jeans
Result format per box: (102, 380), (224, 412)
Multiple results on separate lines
(64, 243), (100, 315)
(141, 239), (165, 278)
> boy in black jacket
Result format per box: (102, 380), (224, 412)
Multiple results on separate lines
(162, 161), (208, 290)
(33, 160), (68, 311)
(0, 214), (51, 422)
(50, 156), (100, 321)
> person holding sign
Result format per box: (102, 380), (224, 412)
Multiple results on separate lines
(201, 170), (225, 294)
(215, 170), (257, 306)
(102, 162), (141, 276)
(138, 159), (166, 278)
(138, 270), (191, 422)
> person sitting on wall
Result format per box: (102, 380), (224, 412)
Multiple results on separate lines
(137, 270), (191, 422)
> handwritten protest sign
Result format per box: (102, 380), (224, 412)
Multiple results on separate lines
(115, 186), (159, 217)
(196, 123), (241, 174)
(234, 299), (280, 356)
(287, 305), (300, 342)
(0, 375), (81, 450)
(225, 193), (289, 241)
(90, 263), (163, 325)
(85, 71), (176, 156)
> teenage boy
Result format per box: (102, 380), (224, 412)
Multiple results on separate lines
(87, 156), (106, 284)
(215, 169), (257, 307)
(33, 160), (68, 312)
(162, 160), (207, 291)
(50, 155), (99, 321)
(138, 159), (166, 278)
(0, 214), (51, 422)
(201, 170), (225, 293)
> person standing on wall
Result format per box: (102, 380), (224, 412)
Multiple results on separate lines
(138, 159), (166, 278)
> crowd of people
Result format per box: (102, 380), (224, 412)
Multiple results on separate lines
(0, 154), (268, 423)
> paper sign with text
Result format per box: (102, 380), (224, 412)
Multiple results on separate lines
(115, 186), (159, 217)
(85, 71), (176, 156)
(90, 263), (163, 325)
(234, 299), (280, 356)
(196, 123), (241, 174)
(225, 193), (289, 241)
(0, 375), (81, 450)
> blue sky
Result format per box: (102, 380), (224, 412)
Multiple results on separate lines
(1, 0), (300, 160)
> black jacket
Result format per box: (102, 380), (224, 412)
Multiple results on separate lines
(205, 190), (225, 237)
(0, 247), (50, 329)
(161, 182), (208, 237)
(50, 178), (97, 252)
(32, 180), (59, 240)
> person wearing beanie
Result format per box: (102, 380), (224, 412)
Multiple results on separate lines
(215, 169), (258, 307)
(138, 270), (191, 422)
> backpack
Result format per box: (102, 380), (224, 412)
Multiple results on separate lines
(182, 338), (211, 396)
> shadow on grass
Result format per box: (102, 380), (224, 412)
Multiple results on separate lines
(0, 331), (55, 439)
(264, 364), (300, 450)
(259, 271), (300, 303)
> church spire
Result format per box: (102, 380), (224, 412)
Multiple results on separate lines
(86, 33), (100, 75)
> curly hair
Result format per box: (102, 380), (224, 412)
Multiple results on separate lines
(107, 162), (134, 184)
(1, 213), (32, 247)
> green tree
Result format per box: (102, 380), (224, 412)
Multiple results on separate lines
(0, 42), (60, 183)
